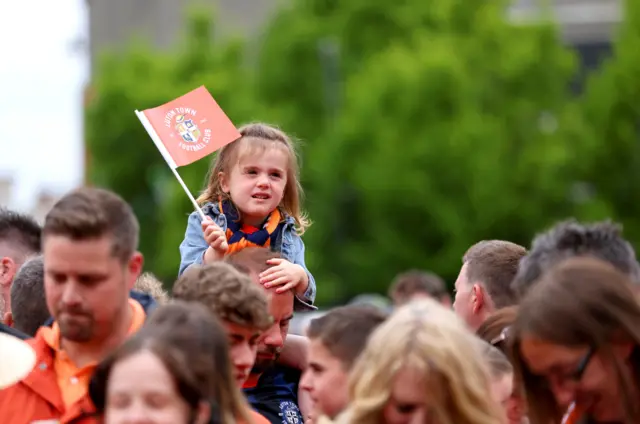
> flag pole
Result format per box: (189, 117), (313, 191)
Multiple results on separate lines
(135, 110), (207, 220)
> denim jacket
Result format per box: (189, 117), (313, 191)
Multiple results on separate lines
(179, 202), (316, 311)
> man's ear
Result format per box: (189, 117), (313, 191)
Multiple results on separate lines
(127, 252), (144, 291)
(0, 257), (18, 287)
(471, 283), (485, 314)
(4, 311), (12, 326)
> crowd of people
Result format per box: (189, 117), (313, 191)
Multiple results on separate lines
(0, 122), (639, 424)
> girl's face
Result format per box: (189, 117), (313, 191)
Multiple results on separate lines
(490, 373), (514, 424)
(220, 147), (289, 227)
(383, 366), (429, 424)
(105, 350), (200, 424)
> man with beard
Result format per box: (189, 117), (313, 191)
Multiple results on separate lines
(0, 187), (146, 423)
(226, 248), (305, 424)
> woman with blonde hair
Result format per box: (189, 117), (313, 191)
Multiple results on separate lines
(341, 298), (503, 424)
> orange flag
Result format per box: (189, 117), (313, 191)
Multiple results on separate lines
(135, 86), (240, 219)
(137, 86), (241, 168)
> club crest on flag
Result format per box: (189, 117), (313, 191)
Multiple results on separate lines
(163, 107), (213, 153)
(175, 114), (201, 144)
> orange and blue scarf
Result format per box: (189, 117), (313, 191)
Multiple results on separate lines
(219, 199), (284, 255)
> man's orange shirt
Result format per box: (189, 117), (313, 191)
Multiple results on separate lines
(0, 299), (147, 424)
(42, 299), (146, 408)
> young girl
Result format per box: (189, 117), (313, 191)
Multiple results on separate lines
(179, 123), (315, 310)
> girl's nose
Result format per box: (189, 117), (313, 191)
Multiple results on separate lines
(257, 175), (270, 187)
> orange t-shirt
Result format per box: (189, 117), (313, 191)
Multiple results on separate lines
(41, 299), (146, 408)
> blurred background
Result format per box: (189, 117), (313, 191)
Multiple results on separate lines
(1, 0), (637, 312)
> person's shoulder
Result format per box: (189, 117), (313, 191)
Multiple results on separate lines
(186, 202), (220, 221)
(245, 366), (301, 394)
(270, 365), (302, 380)
(264, 365), (302, 393)
(281, 213), (296, 226)
(281, 365), (302, 377)
(0, 323), (29, 340)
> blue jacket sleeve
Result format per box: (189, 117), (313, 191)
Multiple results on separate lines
(178, 211), (209, 276)
(290, 235), (316, 307)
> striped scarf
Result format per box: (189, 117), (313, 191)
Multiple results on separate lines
(218, 199), (284, 255)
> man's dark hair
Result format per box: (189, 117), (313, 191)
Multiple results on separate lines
(43, 187), (139, 263)
(388, 270), (448, 306)
(512, 219), (640, 299)
(307, 305), (388, 368)
(0, 208), (41, 257)
(10, 255), (49, 336)
(463, 240), (527, 308)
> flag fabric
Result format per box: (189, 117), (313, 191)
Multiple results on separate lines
(140, 86), (241, 168)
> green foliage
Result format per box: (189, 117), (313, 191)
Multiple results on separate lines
(335, 36), (581, 291)
(251, 0), (596, 302)
(86, 0), (640, 304)
(579, 0), (640, 239)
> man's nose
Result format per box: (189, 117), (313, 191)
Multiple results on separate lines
(61, 281), (82, 305)
(262, 324), (284, 348)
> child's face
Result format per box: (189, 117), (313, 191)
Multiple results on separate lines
(220, 148), (288, 227)
(300, 338), (349, 420)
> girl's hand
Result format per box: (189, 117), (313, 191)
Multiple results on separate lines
(201, 217), (228, 260)
(259, 258), (309, 295)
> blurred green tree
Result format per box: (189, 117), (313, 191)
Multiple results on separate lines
(254, 0), (601, 302)
(579, 0), (640, 241)
(325, 30), (591, 296)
